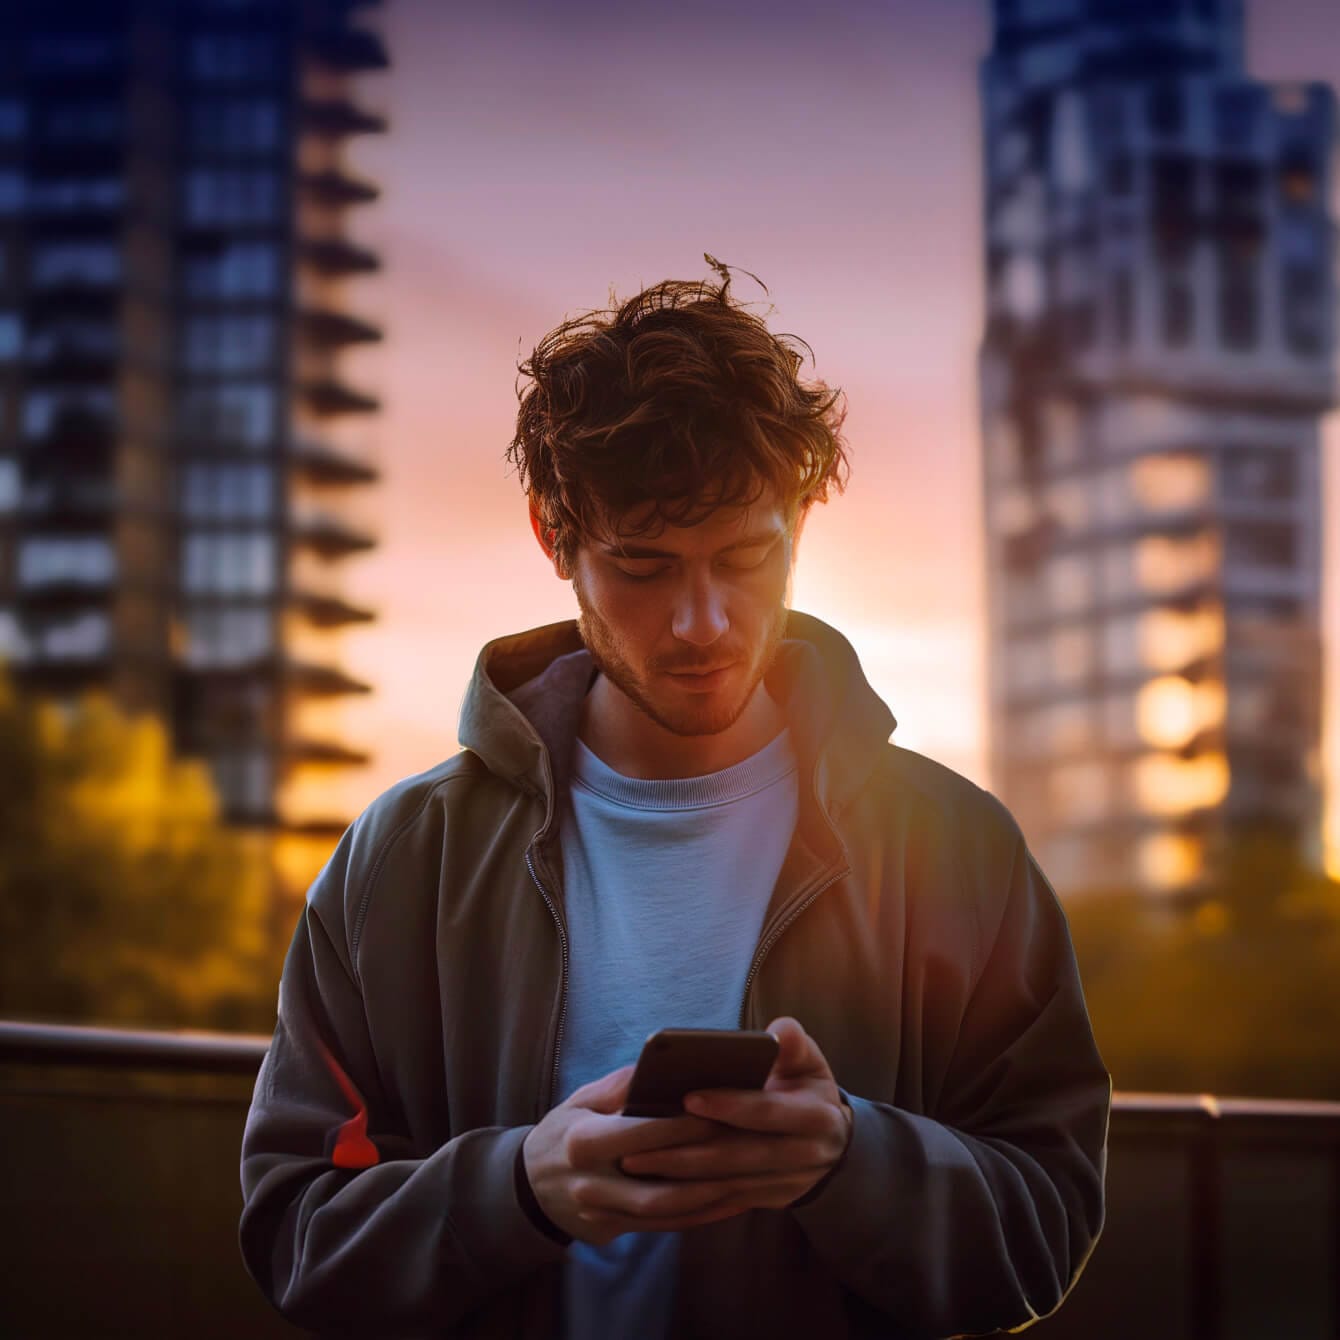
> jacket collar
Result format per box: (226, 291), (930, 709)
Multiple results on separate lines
(456, 609), (897, 836)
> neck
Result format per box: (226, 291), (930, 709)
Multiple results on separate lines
(578, 674), (786, 780)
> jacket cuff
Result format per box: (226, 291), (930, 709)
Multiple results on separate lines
(513, 1132), (573, 1248)
(788, 1088), (855, 1209)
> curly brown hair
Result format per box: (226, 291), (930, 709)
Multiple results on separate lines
(506, 263), (850, 577)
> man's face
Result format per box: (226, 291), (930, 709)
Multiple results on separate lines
(567, 490), (797, 738)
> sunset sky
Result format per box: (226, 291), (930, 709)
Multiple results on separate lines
(326, 0), (1340, 867)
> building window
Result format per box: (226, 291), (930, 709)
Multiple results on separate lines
(177, 384), (276, 448)
(181, 533), (276, 594)
(36, 611), (111, 661)
(1214, 160), (1263, 220)
(1161, 280), (1193, 347)
(23, 386), (117, 439)
(28, 177), (125, 213)
(210, 748), (273, 816)
(1129, 453), (1212, 512)
(1281, 265), (1326, 356)
(183, 607), (272, 667)
(27, 318), (119, 364)
(182, 464), (275, 520)
(189, 35), (278, 83)
(1214, 87), (1258, 148)
(1221, 447), (1296, 502)
(1146, 83), (1184, 137)
(0, 100), (25, 140)
(1105, 155), (1134, 196)
(17, 537), (116, 588)
(183, 241), (283, 299)
(0, 312), (21, 360)
(0, 171), (24, 214)
(1110, 270), (1133, 348)
(1217, 245), (1259, 350)
(0, 458), (18, 512)
(42, 101), (122, 142)
(32, 241), (122, 288)
(1278, 150), (1319, 207)
(184, 170), (282, 226)
(1225, 522), (1297, 569)
(26, 36), (120, 73)
(190, 99), (283, 153)
(183, 316), (278, 374)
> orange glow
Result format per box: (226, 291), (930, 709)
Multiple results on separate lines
(1129, 454), (1212, 512)
(1139, 605), (1225, 672)
(1133, 752), (1231, 816)
(1135, 532), (1220, 593)
(1137, 833), (1204, 890)
(1136, 676), (1227, 748)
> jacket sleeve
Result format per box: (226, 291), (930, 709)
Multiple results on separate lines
(238, 826), (568, 1336)
(788, 824), (1111, 1339)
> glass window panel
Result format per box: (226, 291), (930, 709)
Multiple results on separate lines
(40, 611), (110, 660)
(181, 534), (275, 594)
(177, 385), (276, 448)
(1046, 553), (1093, 614)
(23, 386), (117, 438)
(1129, 453), (1212, 511)
(0, 100), (25, 139)
(32, 242), (122, 287)
(1048, 761), (1109, 824)
(184, 170), (281, 225)
(1221, 448), (1296, 501)
(1225, 522), (1297, 568)
(183, 242), (283, 299)
(1050, 626), (1094, 684)
(0, 458), (18, 511)
(43, 101), (122, 141)
(183, 316), (277, 374)
(0, 171), (25, 214)
(17, 537), (116, 586)
(1134, 531), (1220, 593)
(189, 35), (277, 81)
(0, 312), (21, 360)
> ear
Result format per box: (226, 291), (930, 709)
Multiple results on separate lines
(529, 505), (567, 578)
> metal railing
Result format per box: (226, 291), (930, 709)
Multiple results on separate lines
(2, 1019), (1338, 1340)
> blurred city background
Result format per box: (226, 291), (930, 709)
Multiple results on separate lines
(0, 0), (1337, 1109)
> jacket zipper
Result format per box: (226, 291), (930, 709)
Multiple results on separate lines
(524, 842), (568, 1113)
(737, 864), (850, 1027)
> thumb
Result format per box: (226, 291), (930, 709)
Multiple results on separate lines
(766, 1016), (820, 1077)
(569, 1063), (636, 1114)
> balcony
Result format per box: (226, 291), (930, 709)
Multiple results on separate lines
(298, 168), (379, 207)
(287, 588), (375, 628)
(283, 737), (371, 767)
(288, 511), (376, 557)
(300, 97), (388, 138)
(305, 26), (390, 73)
(298, 376), (380, 416)
(295, 306), (383, 348)
(1, 1019), (1337, 1339)
(297, 236), (381, 276)
(286, 438), (379, 486)
(282, 657), (372, 697)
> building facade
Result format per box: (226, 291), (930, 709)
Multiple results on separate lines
(979, 0), (1336, 897)
(0, 0), (385, 897)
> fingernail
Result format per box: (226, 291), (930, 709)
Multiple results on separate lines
(684, 1094), (709, 1114)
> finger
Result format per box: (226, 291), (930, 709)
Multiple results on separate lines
(576, 1173), (739, 1221)
(566, 1113), (721, 1170)
(579, 1199), (747, 1237)
(764, 1016), (825, 1079)
(620, 1133), (827, 1181)
(568, 1064), (637, 1115)
(683, 1088), (834, 1136)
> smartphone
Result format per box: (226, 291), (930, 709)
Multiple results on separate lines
(622, 1027), (779, 1118)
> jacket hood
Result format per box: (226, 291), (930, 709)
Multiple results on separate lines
(456, 609), (896, 832)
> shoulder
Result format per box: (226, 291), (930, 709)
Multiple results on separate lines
(302, 750), (504, 941)
(873, 742), (1024, 857)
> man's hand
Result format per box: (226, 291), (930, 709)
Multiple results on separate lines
(616, 1017), (853, 1208)
(521, 1064), (758, 1246)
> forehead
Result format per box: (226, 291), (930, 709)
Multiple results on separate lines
(592, 489), (790, 553)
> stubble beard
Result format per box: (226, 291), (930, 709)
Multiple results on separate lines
(572, 574), (789, 739)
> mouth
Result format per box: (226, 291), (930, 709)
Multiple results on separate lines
(665, 663), (736, 689)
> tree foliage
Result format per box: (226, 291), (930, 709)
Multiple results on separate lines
(1064, 831), (1340, 1101)
(0, 672), (284, 1032)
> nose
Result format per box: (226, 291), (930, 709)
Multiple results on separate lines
(670, 569), (730, 647)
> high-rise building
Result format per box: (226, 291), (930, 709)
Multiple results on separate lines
(0, 0), (386, 899)
(978, 0), (1336, 897)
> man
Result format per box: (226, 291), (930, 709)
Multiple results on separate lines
(239, 268), (1111, 1339)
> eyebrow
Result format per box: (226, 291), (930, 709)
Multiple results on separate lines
(601, 529), (783, 560)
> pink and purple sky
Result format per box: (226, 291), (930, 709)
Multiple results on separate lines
(327, 0), (1340, 870)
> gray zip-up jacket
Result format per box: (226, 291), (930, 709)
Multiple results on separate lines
(239, 610), (1111, 1339)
